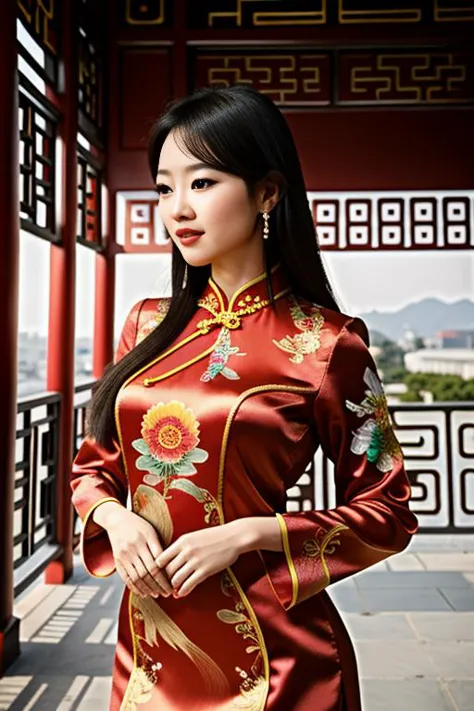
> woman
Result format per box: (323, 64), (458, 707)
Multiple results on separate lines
(71, 85), (418, 711)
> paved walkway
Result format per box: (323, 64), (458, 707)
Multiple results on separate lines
(1, 534), (473, 710)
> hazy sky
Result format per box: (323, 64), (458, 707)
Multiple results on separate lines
(18, 231), (474, 339)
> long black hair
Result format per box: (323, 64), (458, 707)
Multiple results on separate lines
(87, 84), (340, 445)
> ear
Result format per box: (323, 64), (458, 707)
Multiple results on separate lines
(258, 170), (286, 213)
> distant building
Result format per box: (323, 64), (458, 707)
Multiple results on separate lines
(404, 349), (474, 379)
(398, 325), (419, 352)
(436, 329), (474, 349)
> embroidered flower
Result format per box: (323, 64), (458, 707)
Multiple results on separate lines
(141, 401), (199, 463)
(273, 295), (324, 364)
(136, 298), (170, 344)
(132, 401), (209, 492)
(345, 367), (403, 473)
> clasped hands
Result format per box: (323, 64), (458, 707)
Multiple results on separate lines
(110, 511), (246, 600)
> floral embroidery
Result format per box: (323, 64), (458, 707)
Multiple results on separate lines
(345, 367), (403, 473)
(273, 295), (324, 364)
(196, 293), (270, 334)
(218, 572), (266, 710)
(197, 292), (221, 316)
(201, 327), (246, 382)
(136, 298), (170, 344)
(121, 663), (154, 710)
(132, 401), (209, 496)
(302, 524), (348, 589)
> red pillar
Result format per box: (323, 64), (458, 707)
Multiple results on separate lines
(93, 251), (115, 376)
(0, 0), (20, 675)
(45, 0), (78, 584)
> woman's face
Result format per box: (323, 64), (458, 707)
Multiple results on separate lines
(156, 130), (264, 268)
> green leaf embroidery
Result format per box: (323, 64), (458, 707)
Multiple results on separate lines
(188, 447), (209, 464)
(168, 478), (208, 502)
(132, 439), (149, 455)
(136, 455), (161, 471)
(173, 461), (197, 475)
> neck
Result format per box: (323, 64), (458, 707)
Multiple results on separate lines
(210, 246), (266, 302)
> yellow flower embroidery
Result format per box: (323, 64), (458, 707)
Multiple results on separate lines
(302, 524), (348, 588)
(273, 295), (324, 364)
(132, 401), (209, 496)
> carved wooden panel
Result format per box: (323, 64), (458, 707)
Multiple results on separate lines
(195, 51), (330, 105)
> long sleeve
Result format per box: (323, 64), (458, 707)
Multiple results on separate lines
(261, 317), (419, 610)
(70, 300), (145, 578)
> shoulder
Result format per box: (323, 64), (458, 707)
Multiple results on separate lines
(114, 297), (171, 363)
(290, 294), (369, 349)
(135, 297), (172, 345)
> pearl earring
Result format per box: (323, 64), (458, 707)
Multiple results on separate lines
(262, 211), (270, 240)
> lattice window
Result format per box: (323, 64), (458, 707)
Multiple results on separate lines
(19, 84), (58, 243)
(77, 143), (104, 251)
(78, 27), (103, 138)
(17, 0), (60, 85)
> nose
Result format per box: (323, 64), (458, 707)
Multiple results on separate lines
(169, 189), (195, 222)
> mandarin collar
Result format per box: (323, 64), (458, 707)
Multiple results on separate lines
(199, 262), (288, 315)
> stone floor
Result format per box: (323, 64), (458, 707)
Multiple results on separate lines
(1, 534), (473, 711)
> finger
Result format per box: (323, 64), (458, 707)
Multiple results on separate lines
(141, 548), (173, 596)
(129, 560), (155, 597)
(164, 551), (187, 580)
(116, 561), (144, 598)
(176, 569), (205, 598)
(170, 561), (195, 591)
(145, 540), (172, 585)
(133, 558), (162, 597)
(156, 543), (179, 569)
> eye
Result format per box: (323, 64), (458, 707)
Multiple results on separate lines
(155, 183), (170, 195)
(192, 178), (215, 190)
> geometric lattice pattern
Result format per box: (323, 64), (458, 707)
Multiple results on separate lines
(339, 51), (473, 105)
(192, 48), (473, 107)
(19, 88), (58, 242)
(115, 191), (171, 253)
(188, 0), (474, 28)
(195, 51), (331, 105)
(310, 191), (474, 250)
(116, 191), (473, 254)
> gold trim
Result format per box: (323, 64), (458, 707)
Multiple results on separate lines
(80, 496), (122, 579)
(218, 383), (314, 707)
(320, 524), (348, 586)
(275, 512), (299, 608)
(218, 384), (314, 505)
(208, 278), (226, 311)
(144, 345), (216, 386)
(208, 262), (282, 312)
(119, 592), (138, 711)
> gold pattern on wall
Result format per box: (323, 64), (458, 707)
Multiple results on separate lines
(18, 0), (57, 55)
(126, 0), (166, 25)
(338, 0), (422, 23)
(207, 0), (327, 27)
(342, 53), (470, 105)
(196, 54), (330, 105)
(434, 0), (474, 21)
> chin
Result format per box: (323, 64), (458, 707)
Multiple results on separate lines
(181, 252), (213, 268)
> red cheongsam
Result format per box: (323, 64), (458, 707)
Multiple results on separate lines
(71, 263), (418, 711)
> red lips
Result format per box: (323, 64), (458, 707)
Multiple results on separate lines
(175, 228), (204, 237)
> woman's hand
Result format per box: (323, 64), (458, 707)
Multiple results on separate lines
(106, 509), (173, 599)
(155, 521), (247, 598)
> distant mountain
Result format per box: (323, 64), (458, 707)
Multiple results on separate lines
(358, 298), (474, 341)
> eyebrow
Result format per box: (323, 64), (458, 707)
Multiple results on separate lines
(156, 162), (212, 177)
